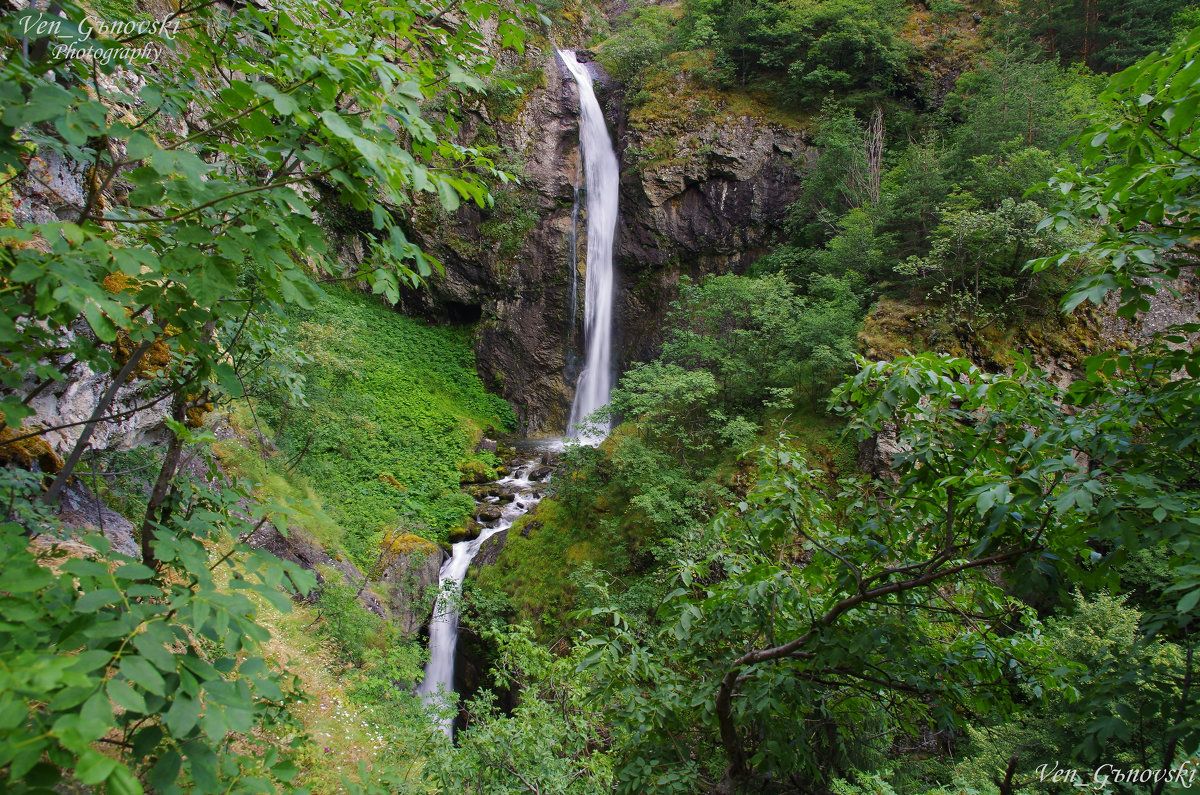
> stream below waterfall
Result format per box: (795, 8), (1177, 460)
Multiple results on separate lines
(415, 448), (557, 736)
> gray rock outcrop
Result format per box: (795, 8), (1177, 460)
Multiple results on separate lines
(247, 521), (388, 618)
(53, 480), (141, 559)
(377, 537), (444, 635)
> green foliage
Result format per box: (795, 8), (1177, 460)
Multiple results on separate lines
(585, 270), (1200, 790)
(342, 627), (617, 794)
(0, 0), (533, 788)
(789, 101), (876, 240)
(434, 629), (617, 792)
(1019, 0), (1193, 71)
(944, 54), (1100, 161)
(584, 413), (1075, 791)
(487, 61), (547, 121)
(1034, 25), (1200, 319)
(1030, 29), (1200, 649)
(0, 463), (316, 793)
(770, 45), (1098, 328)
(256, 288), (515, 565)
(478, 189), (540, 260)
(89, 445), (164, 525)
(645, 272), (860, 419)
(595, 3), (680, 93)
(0, 0), (535, 437)
(314, 577), (389, 666)
(684, 0), (910, 104)
(954, 592), (1186, 785)
(902, 197), (1084, 332)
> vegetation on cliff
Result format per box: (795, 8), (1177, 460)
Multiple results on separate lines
(2, 0), (1199, 793)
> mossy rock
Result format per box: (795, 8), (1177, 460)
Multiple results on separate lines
(458, 459), (495, 484)
(0, 425), (63, 473)
(476, 504), (504, 523)
(380, 531), (439, 558)
(448, 522), (483, 544)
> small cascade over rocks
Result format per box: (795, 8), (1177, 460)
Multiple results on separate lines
(416, 454), (554, 737)
(559, 49), (619, 445)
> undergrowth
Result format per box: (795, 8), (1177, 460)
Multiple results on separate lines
(255, 287), (516, 567)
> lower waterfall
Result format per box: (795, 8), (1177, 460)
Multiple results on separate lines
(415, 456), (553, 736)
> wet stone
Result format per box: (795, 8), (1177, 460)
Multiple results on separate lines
(475, 504), (504, 523)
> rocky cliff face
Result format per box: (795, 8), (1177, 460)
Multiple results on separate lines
(615, 110), (809, 367)
(401, 45), (810, 435)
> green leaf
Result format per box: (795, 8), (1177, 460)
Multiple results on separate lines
(148, 751), (182, 790)
(74, 750), (118, 785)
(114, 563), (156, 581)
(82, 301), (118, 342)
(213, 362), (244, 398)
(133, 631), (176, 671)
(106, 763), (144, 795)
(319, 111), (355, 141)
(164, 695), (201, 737)
(435, 177), (461, 212)
(76, 588), (124, 613)
(107, 678), (147, 713)
(120, 656), (167, 696)
(126, 132), (157, 160)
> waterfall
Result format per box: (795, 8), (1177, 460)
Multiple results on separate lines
(559, 49), (619, 445)
(567, 181), (580, 345)
(416, 458), (551, 737)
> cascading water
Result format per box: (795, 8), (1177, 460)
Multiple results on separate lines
(416, 458), (552, 736)
(567, 180), (580, 345)
(559, 50), (619, 445)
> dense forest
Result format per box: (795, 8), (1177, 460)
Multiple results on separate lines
(1, 0), (1199, 792)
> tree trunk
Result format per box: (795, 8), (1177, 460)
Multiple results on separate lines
(140, 393), (189, 567)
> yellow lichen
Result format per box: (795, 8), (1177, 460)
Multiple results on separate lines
(101, 271), (138, 294)
(0, 425), (64, 473)
(113, 331), (172, 378)
(379, 532), (438, 560)
(185, 401), (213, 428)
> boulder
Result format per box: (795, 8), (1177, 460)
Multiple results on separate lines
(448, 521), (483, 543)
(857, 422), (905, 484)
(476, 504), (504, 523)
(471, 527), (508, 569)
(52, 480), (140, 559)
(376, 533), (444, 635)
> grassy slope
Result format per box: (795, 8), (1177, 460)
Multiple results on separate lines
(254, 288), (515, 565)
(206, 289), (522, 789)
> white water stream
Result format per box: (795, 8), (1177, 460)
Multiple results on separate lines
(416, 458), (551, 736)
(559, 49), (619, 445)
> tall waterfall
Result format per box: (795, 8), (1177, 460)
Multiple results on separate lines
(559, 50), (618, 444)
(567, 181), (580, 345)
